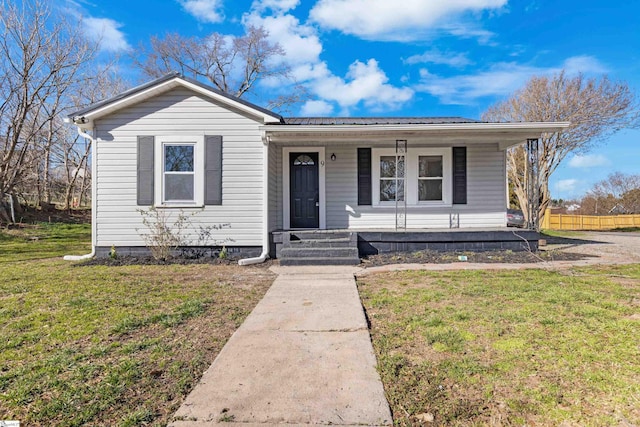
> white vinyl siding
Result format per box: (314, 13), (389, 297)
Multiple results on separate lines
(271, 142), (507, 230)
(94, 87), (264, 247)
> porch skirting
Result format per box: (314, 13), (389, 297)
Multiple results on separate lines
(271, 229), (539, 258)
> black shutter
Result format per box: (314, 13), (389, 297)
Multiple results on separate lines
(205, 135), (223, 205)
(357, 148), (372, 206)
(452, 146), (467, 204)
(137, 136), (154, 205)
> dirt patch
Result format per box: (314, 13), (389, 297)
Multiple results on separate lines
(544, 231), (640, 263)
(5, 205), (91, 225)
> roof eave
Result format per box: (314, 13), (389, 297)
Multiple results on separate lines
(261, 122), (570, 133)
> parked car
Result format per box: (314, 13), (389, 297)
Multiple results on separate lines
(507, 209), (525, 228)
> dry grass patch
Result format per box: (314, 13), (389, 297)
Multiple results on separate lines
(358, 265), (640, 426)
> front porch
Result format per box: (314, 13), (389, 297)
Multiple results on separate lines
(271, 228), (539, 265)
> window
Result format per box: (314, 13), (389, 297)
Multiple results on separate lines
(154, 136), (205, 206)
(379, 155), (405, 202)
(164, 144), (195, 202)
(418, 156), (443, 201)
(293, 154), (315, 165)
(372, 148), (451, 206)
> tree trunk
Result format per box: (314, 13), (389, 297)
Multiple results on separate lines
(43, 124), (53, 204)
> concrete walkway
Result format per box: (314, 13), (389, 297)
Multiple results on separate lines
(170, 266), (392, 427)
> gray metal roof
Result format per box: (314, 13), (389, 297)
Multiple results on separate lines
(68, 72), (284, 122)
(281, 117), (480, 125)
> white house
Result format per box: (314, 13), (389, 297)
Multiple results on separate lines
(66, 73), (568, 264)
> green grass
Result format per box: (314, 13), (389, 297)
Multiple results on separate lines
(540, 229), (586, 238)
(0, 223), (274, 426)
(359, 266), (640, 426)
(0, 222), (91, 262)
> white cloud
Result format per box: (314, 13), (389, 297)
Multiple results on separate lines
(178, 0), (224, 23)
(555, 179), (580, 193)
(311, 59), (414, 111)
(243, 6), (413, 113)
(415, 55), (607, 104)
(301, 100), (334, 116)
(309, 0), (507, 41)
(563, 55), (608, 75)
(568, 154), (611, 168)
(243, 13), (322, 66)
(251, 0), (300, 13)
(83, 17), (131, 52)
(442, 22), (497, 45)
(404, 49), (472, 68)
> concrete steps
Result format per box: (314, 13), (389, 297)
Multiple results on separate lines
(279, 231), (360, 266)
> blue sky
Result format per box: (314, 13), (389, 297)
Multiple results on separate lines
(70, 0), (639, 201)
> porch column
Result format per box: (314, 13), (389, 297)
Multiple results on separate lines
(525, 138), (540, 231)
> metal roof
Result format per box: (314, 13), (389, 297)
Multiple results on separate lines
(68, 72), (284, 123)
(281, 117), (479, 125)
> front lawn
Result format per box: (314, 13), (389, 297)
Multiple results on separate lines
(0, 223), (274, 426)
(358, 266), (640, 426)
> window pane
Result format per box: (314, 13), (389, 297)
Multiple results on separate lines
(380, 156), (396, 178)
(293, 154), (315, 165)
(397, 156), (405, 178)
(380, 179), (405, 202)
(419, 179), (442, 201)
(397, 179), (405, 201)
(419, 156), (443, 178)
(165, 145), (194, 172)
(165, 174), (194, 201)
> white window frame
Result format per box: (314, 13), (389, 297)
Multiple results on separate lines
(372, 149), (406, 207)
(155, 135), (205, 207)
(372, 147), (452, 207)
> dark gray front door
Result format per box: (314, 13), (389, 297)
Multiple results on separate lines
(290, 152), (319, 228)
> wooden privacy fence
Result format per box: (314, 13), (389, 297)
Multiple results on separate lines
(541, 209), (640, 230)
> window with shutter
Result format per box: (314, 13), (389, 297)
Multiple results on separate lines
(371, 147), (452, 206)
(138, 135), (222, 207)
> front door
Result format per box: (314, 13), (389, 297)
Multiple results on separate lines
(290, 152), (319, 228)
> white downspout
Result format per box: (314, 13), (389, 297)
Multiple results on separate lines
(64, 125), (97, 261)
(238, 133), (270, 265)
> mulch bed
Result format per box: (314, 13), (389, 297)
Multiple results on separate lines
(83, 249), (593, 269)
(81, 256), (276, 268)
(361, 249), (593, 268)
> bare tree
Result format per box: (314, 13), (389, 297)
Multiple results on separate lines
(483, 71), (639, 224)
(0, 0), (99, 220)
(582, 172), (640, 214)
(58, 71), (128, 210)
(133, 26), (291, 101)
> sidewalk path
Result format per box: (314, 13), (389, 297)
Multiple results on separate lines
(170, 266), (392, 427)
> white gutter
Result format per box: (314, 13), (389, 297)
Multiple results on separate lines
(260, 121), (571, 133)
(238, 133), (270, 266)
(63, 124), (97, 261)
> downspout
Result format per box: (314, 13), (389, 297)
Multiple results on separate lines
(238, 132), (270, 265)
(64, 123), (96, 261)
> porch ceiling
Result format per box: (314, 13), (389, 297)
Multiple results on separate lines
(261, 121), (570, 150)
